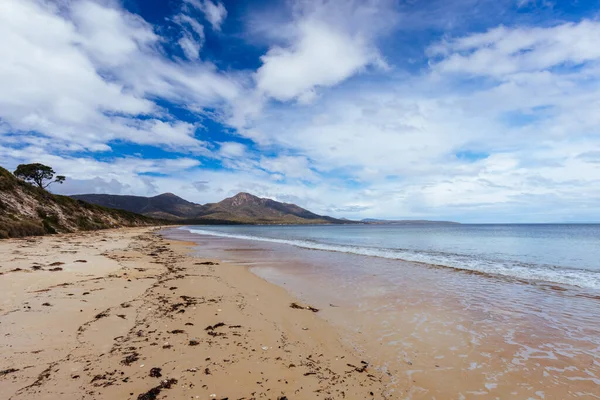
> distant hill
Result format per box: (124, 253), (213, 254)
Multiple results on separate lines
(71, 192), (347, 225)
(0, 167), (157, 239)
(361, 218), (459, 225)
(71, 193), (204, 220)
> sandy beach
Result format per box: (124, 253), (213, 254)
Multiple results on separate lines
(0, 228), (387, 400)
(171, 226), (600, 400)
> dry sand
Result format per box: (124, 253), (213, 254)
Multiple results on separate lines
(0, 228), (388, 400)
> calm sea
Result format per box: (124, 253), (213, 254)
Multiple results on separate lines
(184, 224), (600, 290)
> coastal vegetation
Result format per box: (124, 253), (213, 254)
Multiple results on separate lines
(0, 166), (156, 239)
(13, 163), (66, 189)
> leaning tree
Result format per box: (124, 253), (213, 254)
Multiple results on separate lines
(13, 163), (66, 190)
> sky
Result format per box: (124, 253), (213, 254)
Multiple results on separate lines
(2, 0), (600, 223)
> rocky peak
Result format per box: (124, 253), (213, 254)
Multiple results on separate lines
(224, 192), (263, 207)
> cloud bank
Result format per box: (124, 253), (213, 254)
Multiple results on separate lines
(2, 0), (600, 222)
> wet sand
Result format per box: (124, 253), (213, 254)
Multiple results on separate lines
(168, 229), (600, 400)
(0, 228), (387, 399)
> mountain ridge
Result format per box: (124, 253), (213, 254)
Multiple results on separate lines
(71, 192), (347, 225)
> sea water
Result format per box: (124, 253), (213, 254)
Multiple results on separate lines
(185, 224), (600, 290)
(169, 224), (600, 399)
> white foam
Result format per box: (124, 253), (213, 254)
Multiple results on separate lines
(184, 228), (600, 291)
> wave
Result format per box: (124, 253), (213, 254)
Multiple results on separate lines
(185, 228), (600, 291)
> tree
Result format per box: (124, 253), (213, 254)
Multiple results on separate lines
(13, 163), (66, 190)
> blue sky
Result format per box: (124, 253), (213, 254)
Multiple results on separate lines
(1, 0), (600, 222)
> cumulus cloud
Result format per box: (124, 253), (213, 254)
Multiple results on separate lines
(255, 19), (383, 102)
(234, 19), (600, 221)
(252, 0), (393, 103)
(0, 0), (240, 154)
(71, 1), (158, 67)
(3, 0), (600, 222)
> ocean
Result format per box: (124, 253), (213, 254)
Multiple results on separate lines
(184, 224), (600, 290)
(168, 224), (600, 399)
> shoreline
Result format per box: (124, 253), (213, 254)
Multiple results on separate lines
(173, 227), (600, 399)
(180, 226), (600, 294)
(0, 227), (389, 399)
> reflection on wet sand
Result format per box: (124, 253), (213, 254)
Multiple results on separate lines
(167, 230), (600, 399)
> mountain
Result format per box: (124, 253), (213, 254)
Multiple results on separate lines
(72, 192), (346, 225)
(361, 218), (460, 225)
(198, 192), (343, 224)
(0, 167), (157, 239)
(71, 193), (205, 220)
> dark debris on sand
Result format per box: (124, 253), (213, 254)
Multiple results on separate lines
(121, 352), (140, 366)
(137, 378), (178, 400)
(95, 311), (109, 319)
(204, 322), (225, 331)
(290, 302), (319, 312)
(347, 361), (369, 373)
(0, 368), (19, 377)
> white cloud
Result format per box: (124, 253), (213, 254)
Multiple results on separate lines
(0, 144), (201, 195)
(0, 1), (154, 135)
(179, 35), (202, 60)
(0, 144), (200, 176)
(174, 14), (205, 60)
(255, 19), (384, 102)
(71, 1), (158, 67)
(233, 19), (600, 221)
(3, 0), (600, 221)
(251, 0), (394, 104)
(0, 0), (241, 153)
(185, 0), (227, 31)
(429, 20), (600, 77)
(175, 13), (206, 37)
(259, 155), (318, 181)
(219, 142), (247, 158)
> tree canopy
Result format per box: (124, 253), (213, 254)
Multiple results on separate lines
(13, 163), (66, 190)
